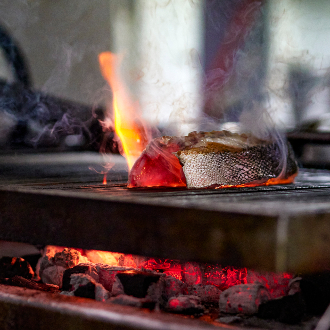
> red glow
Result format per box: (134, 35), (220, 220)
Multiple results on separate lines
(168, 299), (180, 309)
(128, 140), (186, 188)
(103, 174), (107, 185)
(141, 258), (183, 280)
(48, 246), (292, 300)
(128, 152), (186, 188)
(141, 259), (292, 299)
(142, 258), (171, 270)
(122, 255), (136, 268)
(204, 266), (248, 290)
(164, 265), (183, 280)
(183, 262), (202, 285)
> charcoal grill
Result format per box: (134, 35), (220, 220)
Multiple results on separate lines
(1, 152), (330, 274)
(1, 152), (330, 330)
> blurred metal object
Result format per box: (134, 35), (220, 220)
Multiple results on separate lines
(0, 79), (107, 151)
(0, 25), (31, 88)
(287, 131), (330, 168)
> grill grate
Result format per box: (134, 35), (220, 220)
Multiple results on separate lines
(9, 168), (330, 215)
(1, 166), (330, 273)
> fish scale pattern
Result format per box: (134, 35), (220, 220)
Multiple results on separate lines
(178, 144), (283, 188)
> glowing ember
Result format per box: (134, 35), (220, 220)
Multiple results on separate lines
(84, 250), (122, 266)
(203, 265), (291, 298)
(183, 262), (202, 285)
(99, 52), (149, 170)
(40, 246), (293, 304)
(139, 258), (292, 299)
(141, 258), (183, 280)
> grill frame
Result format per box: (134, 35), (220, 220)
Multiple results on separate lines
(1, 154), (330, 330)
(1, 160), (330, 274)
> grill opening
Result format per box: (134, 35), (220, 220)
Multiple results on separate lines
(1, 243), (328, 330)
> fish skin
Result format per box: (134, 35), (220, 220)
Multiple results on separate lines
(128, 130), (298, 189)
(176, 143), (298, 189)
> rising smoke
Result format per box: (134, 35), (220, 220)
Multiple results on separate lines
(0, 0), (110, 149)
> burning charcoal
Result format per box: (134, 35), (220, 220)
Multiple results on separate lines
(72, 276), (95, 300)
(166, 295), (204, 314)
(0, 275), (59, 293)
(95, 283), (110, 302)
(182, 262), (203, 286)
(0, 257), (34, 279)
(273, 272), (330, 317)
(37, 247), (88, 285)
(95, 265), (134, 292)
(162, 276), (187, 299)
(111, 276), (124, 296)
(41, 265), (66, 287)
(246, 270), (292, 299)
(146, 279), (163, 306)
(69, 273), (110, 302)
(74, 283), (96, 300)
(108, 294), (153, 308)
(146, 276), (187, 308)
(188, 284), (221, 304)
(118, 254), (138, 268)
(219, 284), (271, 315)
(62, 263), (98, 291)
(258, 292), (306, 324)
(116, 270), (161, 298)
(37, 251), (54, 279)
(84, 250), (121, 265)
(288, 277), (302, 295)
(53, 248), (88, 268)
(203, 265), (247, 290)
(21, 253), (43, 273)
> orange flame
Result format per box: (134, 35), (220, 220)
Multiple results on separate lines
(214, 173), (297, 189)
(99, 52), (148, 170)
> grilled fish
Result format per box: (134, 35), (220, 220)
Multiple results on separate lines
(128, 130), (298, 189)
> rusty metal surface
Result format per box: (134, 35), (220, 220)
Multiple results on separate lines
(287, 131), (330, 145)
(1, 153), (330, 273)
(0, 284), (226, 330)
